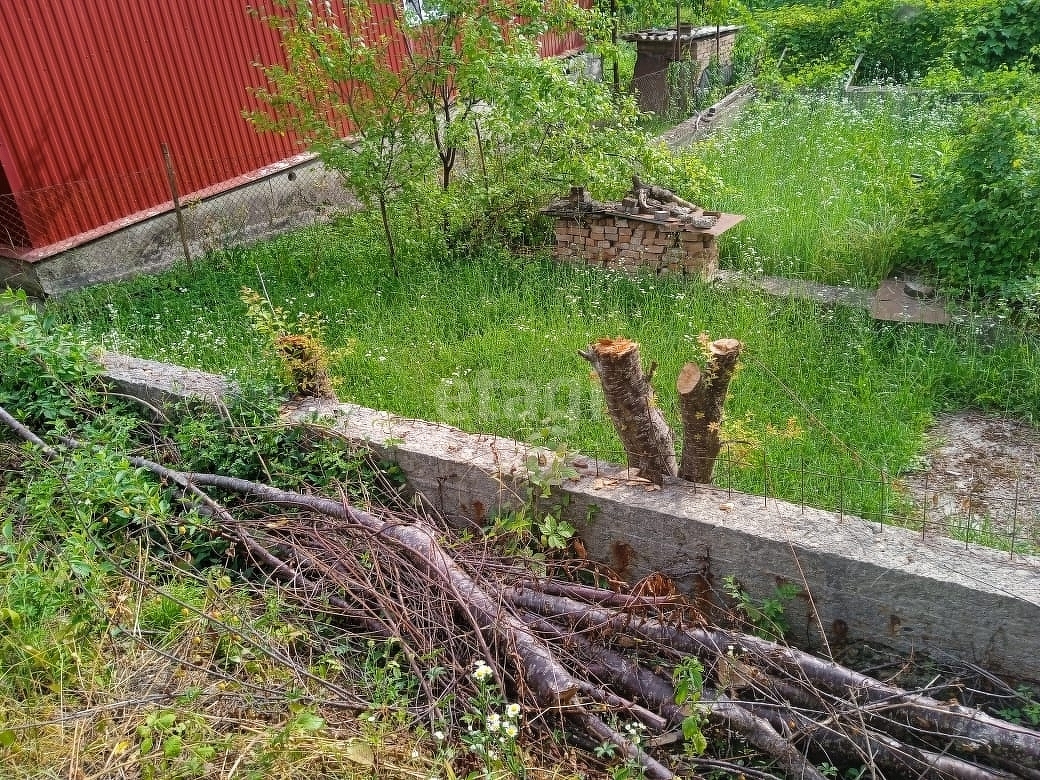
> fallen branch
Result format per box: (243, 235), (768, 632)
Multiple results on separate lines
(572, 706), (681, 780)
(632, 175), (699, 212)
(744, 702), (1021, 780)
(6, 402), (1040, 780)
(181, 471), (581, 707)
(509, 588), (1040, 770)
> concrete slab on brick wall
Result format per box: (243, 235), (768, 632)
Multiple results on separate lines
(97, 353), (1040, 683)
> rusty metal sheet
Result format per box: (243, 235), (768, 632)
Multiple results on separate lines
(871, 279), (950, 324)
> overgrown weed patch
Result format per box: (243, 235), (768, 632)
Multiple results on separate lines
(699, 90), (963, 285)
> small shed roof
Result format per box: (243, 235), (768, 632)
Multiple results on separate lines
(622, 25), (741, 44)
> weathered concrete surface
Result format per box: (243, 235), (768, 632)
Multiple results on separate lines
(871, 278), (951, 324)
(716, 271), (876, 309)
(659, 84), (757, 150)
(101, 352), (235, 415)
(7, 156), (359, 298)
(97, 353), (1040, 683)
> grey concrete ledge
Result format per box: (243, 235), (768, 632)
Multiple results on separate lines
(101, 352), (236, 413)
(658, 84), (757, 150)
(4, 156), (360, 298)
(98, 354), (1040, 683)
(290, 397), (1040, 684)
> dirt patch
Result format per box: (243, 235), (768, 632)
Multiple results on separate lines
(902, 411), (1040, 552)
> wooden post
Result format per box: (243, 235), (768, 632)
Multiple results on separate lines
(610, 0), (620, 94)
(161, 142), (193, 268)
(674, 0), (681, 64)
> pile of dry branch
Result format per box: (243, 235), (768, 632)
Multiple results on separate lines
(4, 402), (1040, 780)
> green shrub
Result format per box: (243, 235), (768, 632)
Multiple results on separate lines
(758, 0), (1000, 84)
(0, 289), (105, 431)
(897, 81), (1040, 297)
(955, 0), (1040, 73)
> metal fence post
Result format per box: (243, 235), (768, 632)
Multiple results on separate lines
(161, 142), (193, 269)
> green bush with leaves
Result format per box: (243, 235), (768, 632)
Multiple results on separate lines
(757, 0), (1000, 85)
(0, 289), (105, 430)
(251, 0), (722, 262)
(897, 82), (1040, 297)
(955, 0), (1040, 74)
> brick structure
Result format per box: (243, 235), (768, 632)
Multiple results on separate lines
(623, 25), (742, 114)
(544, 184), (744, 279)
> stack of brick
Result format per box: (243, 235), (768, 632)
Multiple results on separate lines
(544, 185), (744, 280)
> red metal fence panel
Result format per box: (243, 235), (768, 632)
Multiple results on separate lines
(539, 27), (587, 58)
(0, 2), (303, 252)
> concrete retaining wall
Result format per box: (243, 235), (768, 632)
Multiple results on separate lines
(6, 157), (359, 298)
(101, 353), (1040, 683)
(658, 84), (756, 150)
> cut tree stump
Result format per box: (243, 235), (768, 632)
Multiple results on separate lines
(677, 338), (742, 483)
(580, 338), (677, 484)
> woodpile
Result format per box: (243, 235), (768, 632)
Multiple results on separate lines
(543, 179), (744, 279)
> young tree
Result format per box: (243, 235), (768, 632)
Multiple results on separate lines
(251, 0), (706, 264)
(250, 0), (433, 276)
(251, 0), (595, 266)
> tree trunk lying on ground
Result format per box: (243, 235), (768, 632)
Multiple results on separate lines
(4, 402), (1040, 780)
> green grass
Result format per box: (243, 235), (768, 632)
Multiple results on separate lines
(699, 90), (963, 286)
(43, 90), (1038, 535)
(49, 215), (1040, 528)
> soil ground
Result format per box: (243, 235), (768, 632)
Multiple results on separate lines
(902, 411), (1040, 553)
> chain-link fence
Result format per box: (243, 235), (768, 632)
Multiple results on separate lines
(3, 116), (1038, 566)
(630, 61), (734, 120)
(699, 443), (1040, 561)
(1, 154), (359, 294)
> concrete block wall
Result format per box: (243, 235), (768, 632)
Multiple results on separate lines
(552, 215), (719, 278)
(4, 155), (360, 298)
(99, 352), (1040, 684)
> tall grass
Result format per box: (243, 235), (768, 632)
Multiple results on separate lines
(697, 90), (962, 285)
(51, 216), (1040, 526)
